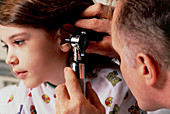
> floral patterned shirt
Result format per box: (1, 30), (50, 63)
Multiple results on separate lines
(0, 67), (141, 114)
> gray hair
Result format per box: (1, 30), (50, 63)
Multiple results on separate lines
(115, 0), (170, 69)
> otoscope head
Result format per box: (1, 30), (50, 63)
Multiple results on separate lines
(65, 31), (89, 57)
(65, 29), (108, 57)
(78, 31), (89, 56)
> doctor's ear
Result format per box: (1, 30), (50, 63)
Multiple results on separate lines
(136, 53), (158, 86)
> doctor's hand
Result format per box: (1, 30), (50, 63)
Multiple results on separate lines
(55, 67), (105, 114)
(75, 3), (119, 58)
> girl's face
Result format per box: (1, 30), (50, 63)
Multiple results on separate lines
(0, 25), (68, 88)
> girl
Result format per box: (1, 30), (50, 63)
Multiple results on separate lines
(0, 0), (138, 113)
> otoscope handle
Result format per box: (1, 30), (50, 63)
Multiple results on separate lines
(65, 31), (88, 97)
(78, 79), (86, 97)
(71, 62), (86, 97)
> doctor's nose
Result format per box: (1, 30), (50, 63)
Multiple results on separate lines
(5, 52), (19, 66)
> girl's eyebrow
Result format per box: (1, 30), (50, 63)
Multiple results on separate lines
(1, 32), (28, 43)
(8, 32), (28, 40)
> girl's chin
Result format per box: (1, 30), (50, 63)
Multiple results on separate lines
(23, 80), (42, 89)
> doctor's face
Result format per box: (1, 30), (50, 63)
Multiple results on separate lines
(111, 1), (153, 110)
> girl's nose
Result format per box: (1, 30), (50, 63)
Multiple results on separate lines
(5, 54), (19, 66)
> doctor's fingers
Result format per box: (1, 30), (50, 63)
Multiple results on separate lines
(64, 67), (86, 100)
(87, 82), (106, 114)
(55, 84), (69, 114)
(80, 3), (114, 19)
(55, 84), (70, 102)
(75, 18), (111, 35)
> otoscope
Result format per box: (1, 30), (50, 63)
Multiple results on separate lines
(65, 29), (108, 97)
(65, 31), (89, 97)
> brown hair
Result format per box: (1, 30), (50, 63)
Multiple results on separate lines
(0, 0), (93, 30)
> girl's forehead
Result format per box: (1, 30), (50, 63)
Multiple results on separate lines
(0, 25), (23, 32)
(0, 25), (37, 43)
(0, 25), (40, 35)
(0, 25), (24, 37)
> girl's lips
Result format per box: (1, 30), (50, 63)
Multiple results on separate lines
(14, 71), (28, 79)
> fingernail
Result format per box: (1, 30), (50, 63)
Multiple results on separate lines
(64, 67), (69, 73)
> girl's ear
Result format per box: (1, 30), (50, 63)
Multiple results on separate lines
(136, 53), (158, 86)
(58, 38), (71, 52)
(56, 23), (75, 52)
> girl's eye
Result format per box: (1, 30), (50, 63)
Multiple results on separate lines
(14, 40), (25, 46)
